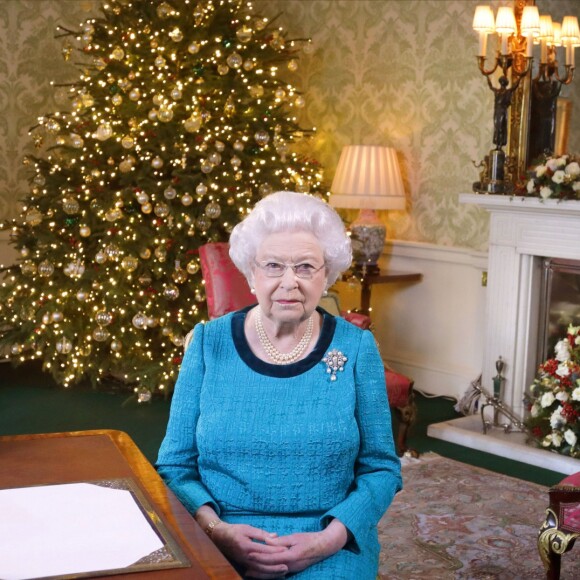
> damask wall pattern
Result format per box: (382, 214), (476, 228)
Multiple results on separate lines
(264, 0), (580, 250)
(0, 0), (97, 223)
(0, 0), (578, 251)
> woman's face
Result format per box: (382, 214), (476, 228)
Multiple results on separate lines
(252, 231), (327, 326)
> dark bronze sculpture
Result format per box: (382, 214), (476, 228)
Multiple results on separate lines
(487, 74), (522, 150)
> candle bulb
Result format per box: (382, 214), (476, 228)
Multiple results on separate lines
(521, 5), (540, 58)
(526, 34), (533, 58)
(495, 6), (516, 55)
(561, 16), (580, 67)
(541, 39), (548, 63)
(473, 5), (495, 57)
(478, 31), (488, 57)
(501, 33), (508, 55)
(539, 14), (553, 64)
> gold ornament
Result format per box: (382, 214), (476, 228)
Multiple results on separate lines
(121, 255), (139, 272)
(236, 26), (253, 43)
(111, 46), (125, 61)
(121, 135), (135, 149)
(95, 124), (113, 141)
(186, 260), (200, 275)
(25, 208), (43, 226)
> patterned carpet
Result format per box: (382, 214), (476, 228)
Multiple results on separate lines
(378, 453), (580, 579)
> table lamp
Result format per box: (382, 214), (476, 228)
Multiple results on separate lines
(330, 145), (406, 273)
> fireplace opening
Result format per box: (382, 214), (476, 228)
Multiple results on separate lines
(537, 258), (580, 366)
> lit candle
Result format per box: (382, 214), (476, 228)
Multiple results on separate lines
(541, 39), (548, 63)
(561, 16), (580, 67)
(495, 6), (516, 55)
(539, 15), (553, 64)
(521, 5), (540, 58)
(473, 5), (495, 57)
(501, 33), (508, 55)
(478, 31), (489, 57)
(525, 34), (533, 58)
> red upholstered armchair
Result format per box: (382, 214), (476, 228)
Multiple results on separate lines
(538, 471), (580, 580)
(198, 242), (416, 455)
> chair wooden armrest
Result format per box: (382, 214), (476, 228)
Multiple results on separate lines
(538, 471), (580, 579)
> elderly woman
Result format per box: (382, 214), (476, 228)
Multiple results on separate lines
(156, 191), (402, 579)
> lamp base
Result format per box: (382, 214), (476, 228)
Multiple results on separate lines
(350, 209), (386, 271)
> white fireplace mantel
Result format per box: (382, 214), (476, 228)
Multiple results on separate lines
(460, 193), (580, 418)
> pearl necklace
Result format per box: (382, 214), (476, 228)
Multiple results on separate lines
(255, 308), (314, 365)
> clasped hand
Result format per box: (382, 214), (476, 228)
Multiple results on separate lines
(212, 519), (348, 579)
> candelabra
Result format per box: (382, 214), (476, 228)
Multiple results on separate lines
(472, 5), (533, 194)
(472, 3), (579, 194)
(528, 14), (578, 162)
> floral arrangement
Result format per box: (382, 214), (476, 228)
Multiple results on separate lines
(525, 324), (580, 457)
(520, 153), (580, 200)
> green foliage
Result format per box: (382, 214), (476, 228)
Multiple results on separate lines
(0, 0), (323, 398)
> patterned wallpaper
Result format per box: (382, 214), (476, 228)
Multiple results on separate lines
(0, 0), (578, 251)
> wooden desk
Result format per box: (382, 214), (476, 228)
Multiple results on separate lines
(355, 269), (422, 316)
(0, 430), (240, 580)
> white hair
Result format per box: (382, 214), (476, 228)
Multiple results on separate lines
(229, 191), (352, 288)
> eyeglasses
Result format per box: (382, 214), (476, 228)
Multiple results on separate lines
(254, 260), (325, 279)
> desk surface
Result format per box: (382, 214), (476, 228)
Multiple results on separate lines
(0, 430), (240, 580)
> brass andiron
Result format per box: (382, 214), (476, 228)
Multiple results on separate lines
(474, 357), (527, 435)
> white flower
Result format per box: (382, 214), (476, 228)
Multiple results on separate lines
(552, 170), (565, 184)
(554, 338), (571, 362)
(572, 387), (580, 402)
(541, 391), (555, 407)
(568, 324), (580, 334)
(552, 431), (563, 447)
(564, 429), (577, 447)
(556, 156), (567, 167)
(573, 182), (580, 192)
(566, 161), (580, 177)
(542, 434), (552, 447)
(556, 363), (570, 378)
(546, 158), (559, 171)
(550, 407), (565, 429)
(536, 164), (547, 177)
(531, 403), (541, 417)
(540, 186), (552, 199)
(556, 391), (569, 402)
(527, 179), (535, 193)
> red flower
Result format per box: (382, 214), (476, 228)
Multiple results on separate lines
(541, 359), (559, 375)
(562, 402), (579, 423)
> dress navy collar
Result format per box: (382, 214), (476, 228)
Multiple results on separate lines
(231, 306), (336, 378)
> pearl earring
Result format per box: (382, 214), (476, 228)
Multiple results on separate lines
(250, 287), (256, 295)
(323, 289), (328, 297)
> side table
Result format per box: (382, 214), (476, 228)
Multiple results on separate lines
(354, 269), (423, 316)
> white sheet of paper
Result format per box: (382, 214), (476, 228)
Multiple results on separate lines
(0, 482), (164, 580)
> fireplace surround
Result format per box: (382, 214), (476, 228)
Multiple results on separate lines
(429, 194), (580, 474)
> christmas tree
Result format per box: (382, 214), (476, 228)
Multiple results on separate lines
(0, 0), (323, 400)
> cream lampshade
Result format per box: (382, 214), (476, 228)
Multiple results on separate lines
(330, 145), (406, 272)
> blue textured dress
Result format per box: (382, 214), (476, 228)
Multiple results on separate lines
(156, 307), (402, 579)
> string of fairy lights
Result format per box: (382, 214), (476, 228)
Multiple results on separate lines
(0, 0), (324, 400)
